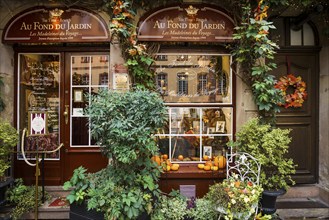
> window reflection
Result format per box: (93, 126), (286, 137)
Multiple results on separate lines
(71, 55), (109, 147)
(153, 54), (231, 104)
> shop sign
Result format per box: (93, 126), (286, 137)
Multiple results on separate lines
(2, 7), (109, 43)
(137, 5), (234, 42)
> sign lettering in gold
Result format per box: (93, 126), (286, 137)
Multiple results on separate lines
(2, 7), (109, 43)
(138, 5), (234, 42)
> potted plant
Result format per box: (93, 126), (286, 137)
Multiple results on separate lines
(205, 173), (263, 220)
(229, 117), (296, 215)
(64, 89), (167, 219)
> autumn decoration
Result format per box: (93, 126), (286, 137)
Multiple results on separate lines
(275, 74), (307, 108)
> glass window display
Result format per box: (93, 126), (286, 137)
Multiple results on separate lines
(154, 53), (233, 163)
(18, 53), (60, 160)
(156, 107), (232, 162)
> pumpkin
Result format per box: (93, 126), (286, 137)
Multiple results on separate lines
(217, 155), (226, 169)
(171, 163), (179, 171)
(197, 164), (205, 169)
(151, 155), (161, 166)
(203, 165), (211, 171)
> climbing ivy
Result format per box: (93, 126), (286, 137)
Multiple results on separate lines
(109, 0), (156, 90)
(231, 0), (283, 124)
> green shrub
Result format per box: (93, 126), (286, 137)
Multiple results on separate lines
(6, 179), (50, 220)
(0, 121), (18, 177)
(230, 117), (296, 190)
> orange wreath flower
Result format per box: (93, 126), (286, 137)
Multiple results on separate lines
(275, 74), (307, 108)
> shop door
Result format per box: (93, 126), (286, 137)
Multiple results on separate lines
(273, 50), (319, 184)
(62, 52), (109, 181)
(16, 52), (109, 184)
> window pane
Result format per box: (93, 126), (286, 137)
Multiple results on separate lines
(71, 54), (109, 147)
(71, 117), (89, 145)
(303, 23), (315, 46)
(18, 53), (60, 160)
(290, 28), (302, 46)
(91, 55), (109, 86)
(156, 107), (233, 163)
(154, 54), (231, 104)
(171, 136), (200, 162)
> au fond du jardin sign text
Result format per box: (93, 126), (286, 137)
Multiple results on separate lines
(2, 7), (109, 43)
(138, 5), (234, 42)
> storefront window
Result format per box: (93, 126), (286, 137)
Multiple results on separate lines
(154, 54), (232, 104)
(154, 54), (233, 163)
(18, 53), (60, 160)
(70, 55), (110, 147)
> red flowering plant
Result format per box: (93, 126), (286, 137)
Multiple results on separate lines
(274, 74), (307, 108)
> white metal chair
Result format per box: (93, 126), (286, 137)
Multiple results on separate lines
(226, 147), (261, 185)
(217, 147), (261, 220)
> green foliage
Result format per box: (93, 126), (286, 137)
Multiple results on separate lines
(186, 198), (218, 220)
(6, 178), (50, 220)
(85, 89), (167, 164)
(63, 166), (91, 204)
(151, 195), (188, 220)
(229, 117), (296, 190)
(109, 0), (156, 90)
(0, 121), (19, 177)
(232, 1), (283, 124)
(65, 89), (167, 219)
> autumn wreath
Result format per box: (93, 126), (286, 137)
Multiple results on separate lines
(275, 74), (307, 108)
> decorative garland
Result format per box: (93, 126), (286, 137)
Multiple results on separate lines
(274, 74), (307, 108)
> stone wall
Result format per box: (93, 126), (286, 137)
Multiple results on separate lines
(0, 38), (15, 123)
(318, 24), (329, 190)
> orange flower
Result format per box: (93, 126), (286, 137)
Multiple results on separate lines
(128, 49), (137, 56)
(113, 7), (122, 15)
(122, 12), (133, 18)
(258, 30), (269, 35)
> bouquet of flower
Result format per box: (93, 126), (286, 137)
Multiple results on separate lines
(206, 174), (263, 220)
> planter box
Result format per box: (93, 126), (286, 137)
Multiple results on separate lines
(70, 202), (151, 220)
(70, 202), (104, 220)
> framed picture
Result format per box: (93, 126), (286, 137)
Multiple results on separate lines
(207, 127), (216, 134)
(74, 90), (83, 102)
(28, 111), (48, 136)
(215, 121), (225, 133)
(203, 146), (212, 158)
(207, 127), (215, 139)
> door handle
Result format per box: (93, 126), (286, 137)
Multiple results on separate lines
(63, 105), (69, 124)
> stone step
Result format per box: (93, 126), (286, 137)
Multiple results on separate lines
(2, 186), (71, 219)
(276, 208), (329, 219)
(276, 197), (329, 219)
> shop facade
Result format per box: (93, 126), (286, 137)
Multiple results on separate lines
(0, 0), (328, 198)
